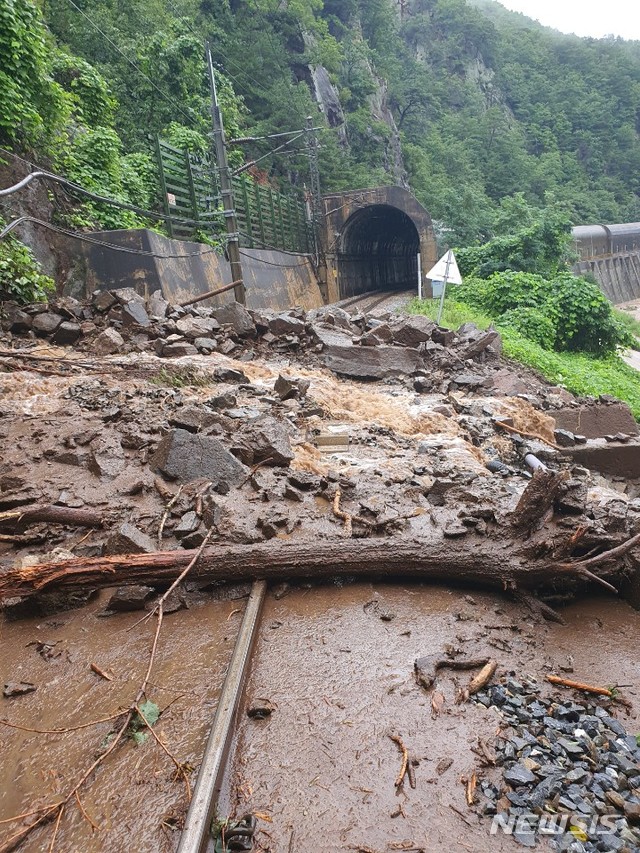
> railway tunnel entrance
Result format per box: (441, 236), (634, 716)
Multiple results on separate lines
(338, 205), (420, 298)
(320, 186), (438, 302)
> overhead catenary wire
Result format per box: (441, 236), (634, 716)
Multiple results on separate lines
(0, 155), (222, 230)
(0, 216), (222, 258)
(232, 131), (307, 176)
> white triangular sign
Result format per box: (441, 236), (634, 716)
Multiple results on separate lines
(426, 250), (462, 285)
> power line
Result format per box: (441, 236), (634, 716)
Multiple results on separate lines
(0, 216), (222, 258)
(238, 248), (312, 269)
(233, 131), (307, 176)
(0, 152), (221, 230)
(64, 0), (199, 130)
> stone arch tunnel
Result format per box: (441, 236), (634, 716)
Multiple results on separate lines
(320, 186), (438, 302)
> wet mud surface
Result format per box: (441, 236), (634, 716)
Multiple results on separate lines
(222, 584), (640, 853)
(0, 592), (242, 852)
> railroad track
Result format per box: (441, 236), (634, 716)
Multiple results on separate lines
(178, 288), (418, 851)
(332, 287), (415, 315)
(176, 580), (266, 853)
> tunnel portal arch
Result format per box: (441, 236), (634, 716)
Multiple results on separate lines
(320, 186), (438, 302)
(338, 204), (420, 299)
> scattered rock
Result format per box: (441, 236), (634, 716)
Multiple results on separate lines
(274, 374), (310, 401)
(32, 312), (63, 336)
(247, 698), (275, 719)
(161, 341), (199, 358)
(104, 585), (155, 612)
(151, 428), (248, 485)
(52, 321), (82, 345)
(3, 682), (37, 698)
(214, 367), (249, 384)
(121, 300), (150, 327)
(105, 523), (155, 555)
(213, 302), (256, 337)
(93, 327), (125, 355)
(390, 315), (436, 347)
(238, 416), (294, 467)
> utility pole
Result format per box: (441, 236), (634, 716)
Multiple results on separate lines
(306, 116), (322, 267)
(206, 43), (245, 306)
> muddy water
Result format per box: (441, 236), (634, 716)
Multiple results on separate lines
(1, 584), (638, 853)
(221, 584), (640, 853)
(0, 591), (242, 853)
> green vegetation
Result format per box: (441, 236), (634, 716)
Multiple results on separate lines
(0, 220), (55, 302)
(613, 308), (640, 347)
(5, 0), (640, 243)
(410, 199), (640, 418)
(410, 295), (640, 418)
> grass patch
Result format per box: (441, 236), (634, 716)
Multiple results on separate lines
(407, 296), (494, 330)
(613, 307), (640, 349)
(409, 297), (640, 419)
(150, 367), (214, 388)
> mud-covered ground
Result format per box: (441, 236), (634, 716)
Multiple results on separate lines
(1, 294), (640, 853)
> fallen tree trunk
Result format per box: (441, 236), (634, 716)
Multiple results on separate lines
(2, 532), (638, 604)
(0, 504), (103, 529)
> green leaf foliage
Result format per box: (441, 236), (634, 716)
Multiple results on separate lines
(0, 221), (55, 303)
(127, 699), (160, 746)
(409, 296), (640, 420)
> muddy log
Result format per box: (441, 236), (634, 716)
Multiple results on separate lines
(2, 532), (639, 604)
(0, 504), (104, 529)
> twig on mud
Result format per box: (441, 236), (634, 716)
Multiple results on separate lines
(134, 704), (191, 802)
(238, 457), (275, 489)
(157, 485), (183, 549)
(546, 675), (614, 698)
(0, 807), (63, 826)
(493, 419), (561, 450)
(0, 710), (125, 735)
(89, 662), (113, 682)
(74, 791), (99, 833)
(467, 659), (497, 696)
(448, 803), (474, 827)
(388, 733), (409, 788)
(332, 487), (352, 537)
(0, 531), (213, 853)
(47, 805), (64, 853)
(463, 771), (477, 805)
(145, 527), (215, 624)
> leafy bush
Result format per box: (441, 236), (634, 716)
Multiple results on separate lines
(455, 208), (573, 280)
(497, 307), (555, 350)
(408, 297), (640, 420)
(0, 225), (55, 302)
(451, 270), (630, 356)
(550, 272), (634, 354)
(456, 271), (548, 315)
(51, 52), (116, 129)
(0, 0), (69, 150)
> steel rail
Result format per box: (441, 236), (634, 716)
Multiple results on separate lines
(177, 579), (267, 853)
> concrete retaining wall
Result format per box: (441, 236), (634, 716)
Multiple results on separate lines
(77, 229), (325, 312)
(574, 253), (640, 304)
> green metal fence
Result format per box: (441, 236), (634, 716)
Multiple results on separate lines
(156, 137), (311, 254)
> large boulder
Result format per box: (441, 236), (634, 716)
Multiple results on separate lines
(151, 428), (248, 485)
(235, 416), (295, 467)
(323, 344), (424, 379)
(389, 316), (436, 347)
(212, 302), (256, 337)
(93, 328), (124, 355)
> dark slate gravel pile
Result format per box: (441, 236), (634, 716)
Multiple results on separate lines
(474, 678), (640, 851)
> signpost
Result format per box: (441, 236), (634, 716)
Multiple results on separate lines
(425, 250), (462, 325)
